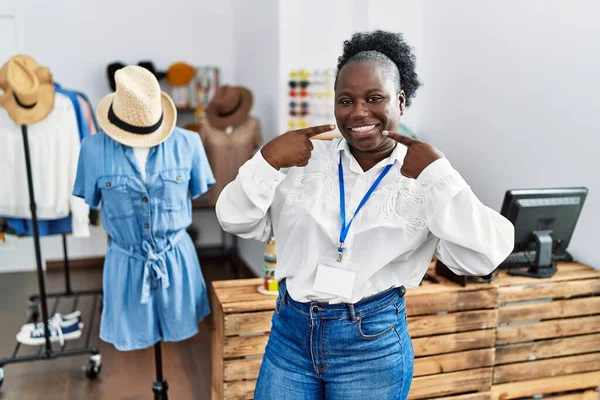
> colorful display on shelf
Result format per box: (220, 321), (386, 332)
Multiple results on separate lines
(164, 63), (219, 120)
(287, 68), (336, 131)
(257, 236), (278, 295)
(194, 66), (220, 121)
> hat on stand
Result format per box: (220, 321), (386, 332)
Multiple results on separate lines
(107, 61), (126, 91)
(205, 85), (253, 129)
(166, 62), (195, 87)
(0, 55), (55, 125)
(138, 61), (166, 81)
(96, 65), (177, 148)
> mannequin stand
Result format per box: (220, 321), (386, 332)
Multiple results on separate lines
(152, 342), (169, 399)
(0, 125), (102, 390)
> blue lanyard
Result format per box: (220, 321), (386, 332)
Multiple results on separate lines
(337, 154), (393, 261)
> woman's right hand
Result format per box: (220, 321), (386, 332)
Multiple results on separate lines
(261, 124), (336, 169)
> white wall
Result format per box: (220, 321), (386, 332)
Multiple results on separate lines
(14, 0), (234, 107)
(230, 0), (281, 276)
(0, 0), (236, 271)
(418, 0), (600, 267)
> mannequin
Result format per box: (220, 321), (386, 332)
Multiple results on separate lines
(73, 66), (215, 400)
(195, 85), (262, 208)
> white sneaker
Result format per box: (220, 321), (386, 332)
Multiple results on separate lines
(16, 316), (82, 346)
(20, 311), (83, 332)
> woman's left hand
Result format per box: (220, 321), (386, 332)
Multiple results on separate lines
(382, 131), (444, 179)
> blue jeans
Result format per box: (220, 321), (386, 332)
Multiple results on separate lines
(254, 280), (414, 399)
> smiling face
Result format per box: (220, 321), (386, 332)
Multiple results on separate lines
(334, 61), (405, 156)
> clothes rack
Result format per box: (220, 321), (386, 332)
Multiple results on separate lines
(0, 125), (103, 389)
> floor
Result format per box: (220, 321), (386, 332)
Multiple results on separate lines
(0, 258), (253, 400)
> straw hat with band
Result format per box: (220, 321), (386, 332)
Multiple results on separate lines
(206, 85), (253, 129)
(0, 55), (55, 125)
(97, 65), (177, 148)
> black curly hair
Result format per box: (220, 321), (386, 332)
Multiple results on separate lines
(335, 30), (421, 107)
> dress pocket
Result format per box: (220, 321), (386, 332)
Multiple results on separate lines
(356, 302), (399, 340)
(98, 176), (134, 219)
(159, 169), (190, 211)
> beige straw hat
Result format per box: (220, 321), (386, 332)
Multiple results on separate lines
(0, 55), (55, 125)
(97, 65), (177, 148)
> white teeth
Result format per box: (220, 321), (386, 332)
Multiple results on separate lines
(351, 125), (376, 133)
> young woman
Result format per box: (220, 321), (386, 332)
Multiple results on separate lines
(216, 30), (514, 399)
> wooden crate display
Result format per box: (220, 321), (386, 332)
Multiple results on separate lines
(210, 273), (498, 400)
(211, 278), (274, 400)
(406, 275), (497, 399)
(491, 263), (600, 400)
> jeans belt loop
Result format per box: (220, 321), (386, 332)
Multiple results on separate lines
(348, 303), (357, 322)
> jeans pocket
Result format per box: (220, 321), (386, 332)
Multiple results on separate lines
(356, 302), (399, 340)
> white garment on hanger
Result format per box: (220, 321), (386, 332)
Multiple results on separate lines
(133, 147), (151, 181)
(0, 93), (90, 237)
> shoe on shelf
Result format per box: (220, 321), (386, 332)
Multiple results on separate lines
(16, 317), (82, 346)
(20, 311), (83, 332)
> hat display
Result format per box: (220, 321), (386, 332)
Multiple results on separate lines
(166, 62), (195, 86)
(0, 54), (55, 125)
(138, 61), (166, 81)
(205, 85), (253, 129)
(107, 61), (126, 91)
(96, 65), (177, 148)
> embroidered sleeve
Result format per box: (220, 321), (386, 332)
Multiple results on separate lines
(215, 150), (286, 241)
(420, 158), (515, 276)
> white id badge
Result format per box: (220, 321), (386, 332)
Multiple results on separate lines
(313, 256), (357, 299)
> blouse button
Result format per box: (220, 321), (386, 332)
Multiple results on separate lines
(176, 175), (181, 181)
(105, 182), (111, 188)
(142, 196), (149, 203)
(144, 223), (149, 229)
(421, 181), (428, 186)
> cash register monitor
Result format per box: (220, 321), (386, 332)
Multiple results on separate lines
(500, 187), (588, 278)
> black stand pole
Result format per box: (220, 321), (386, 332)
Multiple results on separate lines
(22, 125), (52, 353)
(152, 342), (169, 399)
(62, 234), (73, 294)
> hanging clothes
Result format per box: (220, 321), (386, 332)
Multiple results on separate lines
(74, 91), (99, 134)
(73, 127), (215, 351)
(4, 85), (95, 236)
(77, 94), (98, 135)
(0, 92), (90, 237)
(54, 83), (91, 141)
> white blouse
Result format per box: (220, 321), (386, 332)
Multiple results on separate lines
(216, 138), (514, 303)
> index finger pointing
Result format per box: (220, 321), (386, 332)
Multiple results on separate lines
(300, 124), (337, 138)
(382, 131), (419, 146)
